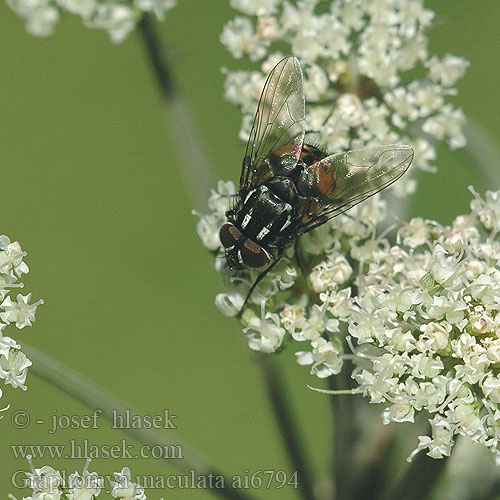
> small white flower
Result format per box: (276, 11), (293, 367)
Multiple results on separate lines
(296, 336), (343, 378)
(0, 336), (21, 358)
(427, 244), (460, 287)
(25, 4), (60, 37)
(86, 4), (137, 43)
(422, 104), (466, 149)
(382, 400), (415, 424)
(426, 54), (469, 87)
(482, 375), (500, 405)
(256, 16), (281, 40)
(230, 0), (281, 16)
(215, 292), (245, 317)
(397, 217), (432, 248)
(243, 300), (285, 353)
(133, 0), (176, 20)
(348, 299), (386, 345)
(26, 463), (63, 500)
(196, 213), (223, 251)
(111, 467), (146, 500)
(310, 261), (333, 293)
(1, 293), (44, 329)
(328, 253), (353, 285)
(469, 274), (500, 306)
(0, 236), (29, 276)
(56, 0), (95, 17)
(470, 186), (500, 231)
(417, 322), (451, 353)
(409, 416), (454, 461)
(469, 312), (495, 335)
(292, 299), (337, 342)
(67, 459), (104, 500)
(220, 17), (268, 61)
(0, 350), (32, 390)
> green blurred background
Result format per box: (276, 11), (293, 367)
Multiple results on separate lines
(0, 0), (499, 497)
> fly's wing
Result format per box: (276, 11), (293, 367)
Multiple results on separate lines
(239, 57), (306, 190)
(296, 144), (414, 235)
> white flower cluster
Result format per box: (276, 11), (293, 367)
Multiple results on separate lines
(0, 235), (43, 410)
(346, 186), (500, 464)
(6, 0), (177, 42)
(10, 458), (146, 500)
(221, 0), (468, 195)
(197, 181), (500, 464)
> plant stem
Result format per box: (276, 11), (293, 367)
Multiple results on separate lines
(327, 371), (358, 500)
(23, 343), (256, 500)
(464, 118), (500, 189)
(258, 354), (316, 500)
(477, 479), (500, 500)
(137, 14), (214, 211)
(351, 424), (398, 500)
(385, 447), (449, 500)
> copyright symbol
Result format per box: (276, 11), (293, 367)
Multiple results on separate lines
(11, 410), (29, 429)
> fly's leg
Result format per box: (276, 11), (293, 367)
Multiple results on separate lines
(223, 194), (240, 218)
(236, 245), (285, 319)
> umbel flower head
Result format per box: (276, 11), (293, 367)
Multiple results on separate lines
(198, 177), (500, 463)
(221, 0), (468, 195)
(6, 0), (177, 42)
(345, 187), (500, 464)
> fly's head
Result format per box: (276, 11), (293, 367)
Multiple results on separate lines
(219, 223), (271, 270)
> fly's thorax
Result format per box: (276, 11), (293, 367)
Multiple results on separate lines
(266, 177), (298, 207)
(267, 143), (300, 177)
(267, 143), (327, 177)
(235, 184), (296, 246)
(266, 142), (335, 200)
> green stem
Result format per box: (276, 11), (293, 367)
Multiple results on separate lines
(385, 447), (449, 500)
(258, 354), (317, 500)
(137, 14), (214, 211)
(327, 372), (358, 500)
(351, 424), (398, 500)
(476, 479), (500, 500)
(23, 343), (256, 500)
(464, 119), (500, 189)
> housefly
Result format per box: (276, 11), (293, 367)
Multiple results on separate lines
(219, 56), (414, 316)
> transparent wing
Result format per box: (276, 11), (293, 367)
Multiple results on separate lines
(240, 56), (306, 190)
(296, 144), (414, 234)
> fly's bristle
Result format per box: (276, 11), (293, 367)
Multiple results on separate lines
(303, 135), (328, 153)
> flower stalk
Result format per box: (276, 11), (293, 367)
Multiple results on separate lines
(386, 443), (450, 500)
(137, 13), (214, 211)
(327, 371), (358, 500)
(23, 343), (257, 500)
(258, 354), (317, 500)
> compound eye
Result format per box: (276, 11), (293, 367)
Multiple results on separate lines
(219, 223), (242, 248)
(240, 239), (270, 269)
